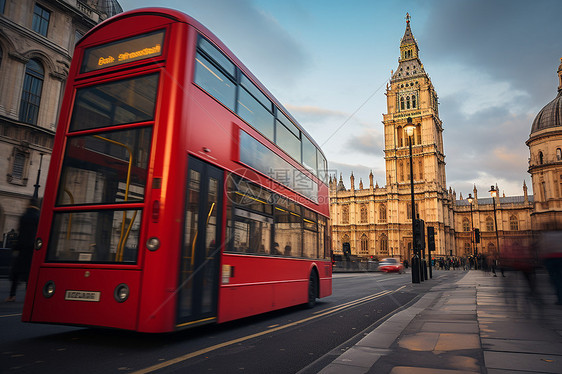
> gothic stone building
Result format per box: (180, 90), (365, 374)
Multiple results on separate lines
(329, 16), (541, 260)
(0, 0), (121, 243)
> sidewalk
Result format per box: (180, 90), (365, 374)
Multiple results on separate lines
(319, 270), (562, 374)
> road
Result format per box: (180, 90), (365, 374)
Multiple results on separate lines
(0, 270), (467, 373)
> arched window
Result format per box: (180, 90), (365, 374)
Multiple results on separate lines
(398, 127), (404, 147)
(557, 148), (562, 161)
(486, 216), (494, 232)
(400, 97), (405, 110)
(487, 242), (496, 253)
(342, 206), (349, 224)
(360, 234), (368, 255)
(539, 151), (544, 165)
(406, 96), (411, 109)
(509, 215), (519, 231)
(462, 218), (470, 232)
(464, 242), (471, 255)
(416, 125), (422, 145)
(379, 205), (387, 222)
(360, 204), (368, 223)
(412, 95), (416, 108)
(19, 59), (44, 125)
(418, 159), (423, 180)
(379, 234), (388, 254)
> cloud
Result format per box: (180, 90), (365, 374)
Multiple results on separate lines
(342, 128), (384, 156)
(421, 0), (562, 108)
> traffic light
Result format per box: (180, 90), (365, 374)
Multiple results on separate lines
(427, 226), (435, 252)
(474, 228), (480, 243)
(413, 218), (425, 251)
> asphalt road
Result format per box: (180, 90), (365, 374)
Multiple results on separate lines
(0, 270), (465, 373)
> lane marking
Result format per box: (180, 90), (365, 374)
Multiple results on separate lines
(0, 313), (22, 318)
(131, 288), (400, 374)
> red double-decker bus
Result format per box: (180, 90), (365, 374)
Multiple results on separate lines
(22, 8), (331, 333)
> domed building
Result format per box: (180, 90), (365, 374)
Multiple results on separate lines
(527, 59), (562, 230)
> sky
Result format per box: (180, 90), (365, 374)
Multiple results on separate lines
(119, 0), (562, 198)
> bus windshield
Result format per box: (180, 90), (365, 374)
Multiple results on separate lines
(46, 74), (158, 264)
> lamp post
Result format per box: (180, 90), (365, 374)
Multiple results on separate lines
(405, 117), (420, 283)
(32, 153), (44, 200)
(489, 185), (501, 274)
(467, 193), (475, 269)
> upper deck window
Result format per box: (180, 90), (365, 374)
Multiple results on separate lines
(81, 30), (165, 73)
(194, 51), (236, 111)
(69, 73), (159, 132)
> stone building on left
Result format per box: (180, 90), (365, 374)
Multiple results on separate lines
(0, 0), (122, 244)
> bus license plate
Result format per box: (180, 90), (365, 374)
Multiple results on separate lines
(65, 290), (101, 302)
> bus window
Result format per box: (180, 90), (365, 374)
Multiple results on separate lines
(302, 136), (317, 175)
(232, 208), (272, 254)
(69, 73), (159, 132)
(47, 209), (142, 263)
(237, 87), (274, 141)
(56, 127), (152, 206)
(274, 206), (302, 257)
(276, 117), (301, 162)
(194, 51), (236, 111)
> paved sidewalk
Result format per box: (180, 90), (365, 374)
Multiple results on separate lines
(319, 270), (562, 374)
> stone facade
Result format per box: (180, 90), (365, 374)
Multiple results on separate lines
(329, 16), (536, 261)
(0, 0), (121, 244)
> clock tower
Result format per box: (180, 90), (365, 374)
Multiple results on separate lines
(382, 14), (453, 258)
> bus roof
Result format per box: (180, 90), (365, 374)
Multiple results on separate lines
(79, 7), (326, 159)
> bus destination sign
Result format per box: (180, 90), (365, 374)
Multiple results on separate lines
(81, 30), (165, 73)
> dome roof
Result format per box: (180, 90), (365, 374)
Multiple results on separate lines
(530, 59), (562, 135)
(530, 91), (562, 134)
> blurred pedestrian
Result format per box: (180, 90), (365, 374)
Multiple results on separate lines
(538, 228), (562, 305)
(4, 198), (40, 302)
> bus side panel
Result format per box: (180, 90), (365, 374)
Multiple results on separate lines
(218, 255), (312, 323)
(29, 268), (141, 330)
(318, 261), (333, 298)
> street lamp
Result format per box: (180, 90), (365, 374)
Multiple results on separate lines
(404, 117), (420, 283)
(32, 153), (44, 200)
(467, 193), (475, 269)
(489, 185), (501, 274)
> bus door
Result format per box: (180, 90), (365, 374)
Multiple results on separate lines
(177, 157), (223, 327)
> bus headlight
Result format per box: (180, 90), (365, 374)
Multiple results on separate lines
(35, 238), (43, 250)
(146, 237), (160, 251)
(43, 281), (56, 298)
(114, 284), (129, 303)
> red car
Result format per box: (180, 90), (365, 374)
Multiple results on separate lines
(378, 258), (405, 273)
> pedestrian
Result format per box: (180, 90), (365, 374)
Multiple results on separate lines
(4, 198), (40, 302)
(538, 226), (562, 305)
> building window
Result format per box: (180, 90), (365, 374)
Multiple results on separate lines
(379, 204), (387, 222)
(464, 242), (471, 255)
(0, 46), (3, 69)
(342, 206), (349, 224)
(557, 148), (562, 161)
(8, 148), (30, 185)
(509, 215), (518, 231)
(416, 125), (422, 145)
(412, 95), (417, 108)
(360, 234), (368, 255)
(462, 218), (470, 232)
(379, 234), (388, 254)
(19, 59), (44, 125)
(400, 97), (404, 110)
(0, 0), (5, 13)
(32, 4), (50, 36)
(486, 216), (494, 232)
(539, 151), (544, 165)
(360, 204), (368, 223)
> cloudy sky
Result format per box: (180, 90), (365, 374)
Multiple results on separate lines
(119, 0), (561, 197)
